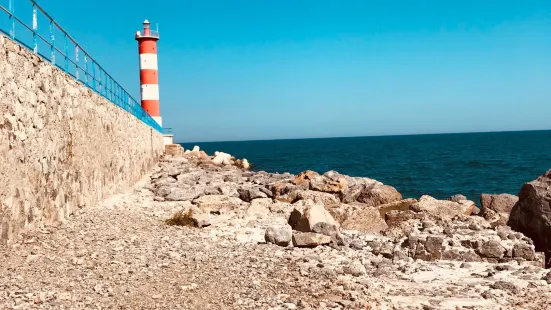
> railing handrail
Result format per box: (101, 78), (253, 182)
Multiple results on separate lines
(0, 0), (162, 133)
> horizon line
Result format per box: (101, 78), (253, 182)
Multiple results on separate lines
(175, 128), (551, 145)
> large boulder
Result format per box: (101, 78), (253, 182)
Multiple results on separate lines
(339, 176), (381, 203)
(383, 210), (426, 238)
(292, 190), (340, 207)
(340, 183), (366, 203)
(293, 170), (319, 188)
(481, 194), (518, 213)
(271, 182), (299, 202)
(508, 169), (551, 267)
(480, 194), (518, 227)
(356, 185), (402, 207)
(377, 198), (418, 217)
(310, 171), (349, 194)
(212, 152), (232, 165)
(411, 195), (475, 220)
(341, 206), (388, 233)
(288, 200), (339, 236)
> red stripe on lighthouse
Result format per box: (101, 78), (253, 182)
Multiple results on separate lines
(142, 100), (160, 115)
(140, 69), (158, 85)
(139, 40), (157, 54)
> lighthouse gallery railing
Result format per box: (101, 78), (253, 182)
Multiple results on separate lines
(0, 0), (162, 133)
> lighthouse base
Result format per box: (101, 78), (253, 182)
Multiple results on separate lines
(163, 134), (174, 146)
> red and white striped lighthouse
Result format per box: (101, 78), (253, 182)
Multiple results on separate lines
(135, 20), (161, 126)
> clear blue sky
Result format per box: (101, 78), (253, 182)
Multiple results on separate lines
(23, 1), (551, 142)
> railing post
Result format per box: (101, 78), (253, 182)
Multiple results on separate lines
(84, 55), (88, 86)
(124, 91), (128, 111)
(32, 3), (37, 54)
(99, 70), (102, 97)
(75, 46), (79, 80)
(8, 0), (15, 39)
(92, 61), (96, 91)
(50, 20), (55, 64)
(64, 34), (68, 73)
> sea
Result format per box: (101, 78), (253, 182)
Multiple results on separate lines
(180, 130), (551, 203)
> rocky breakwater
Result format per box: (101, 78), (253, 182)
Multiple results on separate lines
(152, 148), (551, 309)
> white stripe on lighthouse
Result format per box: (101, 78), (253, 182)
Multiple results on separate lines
(153, 116), (163, 126)
(139, 53), (158, 70)
(141, 84), (159, 100)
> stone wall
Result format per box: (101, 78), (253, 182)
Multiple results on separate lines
(0, 35), (164, 245)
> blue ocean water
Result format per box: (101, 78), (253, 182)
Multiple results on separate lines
(181, 130), (551, 203)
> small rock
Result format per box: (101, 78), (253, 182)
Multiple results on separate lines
(344, 260), (367, 277)
(265, 225), (293, 247)
(449, 194), (467, 203)
(490, 281), (520, 294)
(191, 213), (212, 227)
(495, 264), (513, 271)
(238, 187), (268, 202)
(478, 240), (505, 259)
(292, 232), (332, 248)
(512, 243), (536, 261)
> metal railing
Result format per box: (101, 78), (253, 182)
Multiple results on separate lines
(0, 0), (162, 132)
(137, 29), (160, 39)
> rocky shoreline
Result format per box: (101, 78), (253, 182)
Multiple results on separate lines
(155, 145), (551, 308)
(2, 145), (551, 309)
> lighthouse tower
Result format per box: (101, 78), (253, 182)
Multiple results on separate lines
(135, 20), (161, 126)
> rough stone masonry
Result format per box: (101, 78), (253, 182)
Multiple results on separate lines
(0, 35), (164, 244)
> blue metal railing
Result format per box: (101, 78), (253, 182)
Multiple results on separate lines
(0, 0), (162, 133)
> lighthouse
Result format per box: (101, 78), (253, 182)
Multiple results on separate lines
(135, 20), (161, 126)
